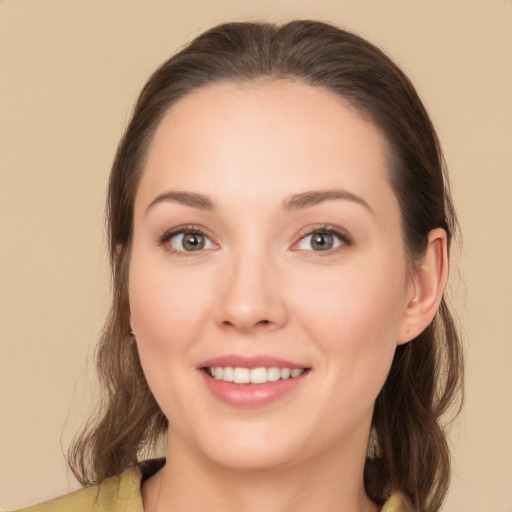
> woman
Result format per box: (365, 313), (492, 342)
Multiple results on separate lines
(15, 20), (463, 512)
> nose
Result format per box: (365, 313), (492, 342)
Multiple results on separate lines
(214, 250), (288, 333)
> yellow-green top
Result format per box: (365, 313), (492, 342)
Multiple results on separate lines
(13, 464), (410, 512)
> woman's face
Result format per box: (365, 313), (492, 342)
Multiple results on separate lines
(129, 81), (415, 470)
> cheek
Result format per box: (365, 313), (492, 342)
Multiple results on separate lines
(292, 256), (407, 398)
(129, 255), (213, 349)
(127, 252), (216, 418)
(129, 266), (231, 446)
(296, 260), (406, 343)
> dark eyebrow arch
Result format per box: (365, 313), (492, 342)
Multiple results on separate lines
(146, 189), (371, 214)
(146, 191), (215, 213)
(282, 189), (373, 214)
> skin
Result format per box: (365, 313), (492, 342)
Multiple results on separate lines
(129, 80), (448, 512)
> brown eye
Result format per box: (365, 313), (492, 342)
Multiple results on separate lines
(182, 233), (205, 251)
(297, 229), (347, 252)
(310, 232), (334, 251)
(169, 232), (212, 252)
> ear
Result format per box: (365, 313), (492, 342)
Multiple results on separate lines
(397, 228), (449, 345)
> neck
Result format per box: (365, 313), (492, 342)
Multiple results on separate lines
(143, 430), (378, 512)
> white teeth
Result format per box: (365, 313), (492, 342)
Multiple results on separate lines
(233, 367), (250, 384)
(207, 366), (305, 384)
(267, 367), (281, 382)
(250, 367), (267, 384)
(222, 367), (234, 382)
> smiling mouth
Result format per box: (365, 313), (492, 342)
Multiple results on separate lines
(203, 366), (308, 384)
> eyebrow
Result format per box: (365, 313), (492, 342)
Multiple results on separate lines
(146, 188), (372, 215)
(146, 191), (215, 213)
(282, 189), (373, 214)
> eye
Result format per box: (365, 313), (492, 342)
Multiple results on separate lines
(160, 226), (216, 254)
(295, 228), (350, 252)
(170, 232), (211, 251)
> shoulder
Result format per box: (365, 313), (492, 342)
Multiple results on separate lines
(381, 492), (413, 512)
(10, 467), (143, 512)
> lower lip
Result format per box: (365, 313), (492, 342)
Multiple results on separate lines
(200, 371), (309, 408)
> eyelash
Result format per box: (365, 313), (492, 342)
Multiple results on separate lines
(293, 224), (353, 256)
(158, 223), (352, 256)
(158, 224), (214, 257)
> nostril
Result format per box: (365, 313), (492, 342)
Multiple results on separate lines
(221, 319), (271, 330)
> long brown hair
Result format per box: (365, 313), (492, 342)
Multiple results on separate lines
(68, 20), (463, 512)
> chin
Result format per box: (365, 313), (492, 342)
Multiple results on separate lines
(207, 445), (296, 472)
(195, 425), (307, 472)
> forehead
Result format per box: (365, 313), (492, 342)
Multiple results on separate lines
(137, 80), (398, 220)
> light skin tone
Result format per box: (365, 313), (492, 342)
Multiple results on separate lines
(128, 80), (448, 512)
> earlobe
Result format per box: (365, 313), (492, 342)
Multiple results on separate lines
(397, 228), (449, 345)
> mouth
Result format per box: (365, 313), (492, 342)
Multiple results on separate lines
(203, 366), (307, 384)
(198, 356), (311, 407)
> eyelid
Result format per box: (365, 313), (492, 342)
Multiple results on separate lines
(158, 224), (218, 255)
(291, 224), (353, 253)
(157, 223), (352, 256)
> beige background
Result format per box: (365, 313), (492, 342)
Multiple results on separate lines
(1, 1), (511, 510)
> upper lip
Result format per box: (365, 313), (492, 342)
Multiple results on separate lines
(199, 355), (309, 370)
